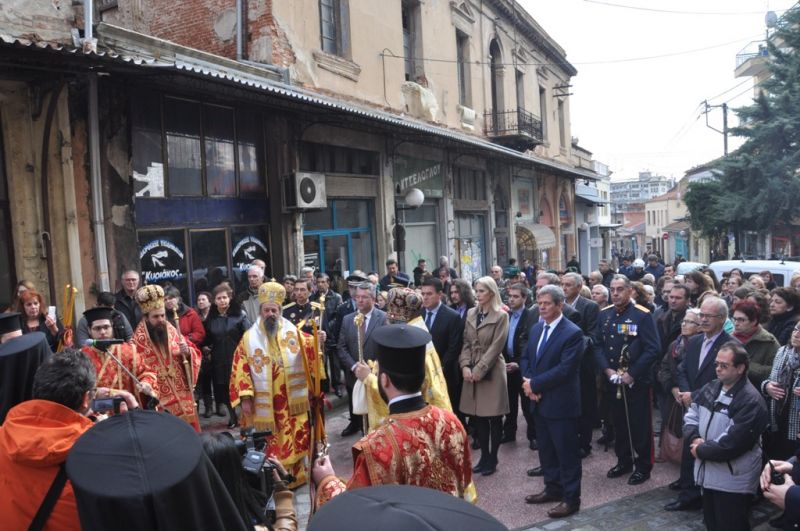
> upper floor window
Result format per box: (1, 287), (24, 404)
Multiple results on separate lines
(319, 0), (351, 57)
(456, 30), (471, 106)
(539, 86), (547, 141)
(402, 1), (422, 81)
(299, 142), (380, 176)
(557, 99), (567, 150)
(454, 166), (486, 201)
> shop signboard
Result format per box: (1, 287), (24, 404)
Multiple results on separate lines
(392, 156), (443, 198)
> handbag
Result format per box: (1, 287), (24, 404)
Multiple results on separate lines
(660, 402), (685, 465)
(352, 378), (368, 415)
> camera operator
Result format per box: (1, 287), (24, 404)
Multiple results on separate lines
(200, 432), (297, 531)
(0, 348), (137, 531)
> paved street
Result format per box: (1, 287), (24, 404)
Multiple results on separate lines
(201, 397), (780, 530)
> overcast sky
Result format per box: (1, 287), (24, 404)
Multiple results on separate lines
(519, 0), (796, 181)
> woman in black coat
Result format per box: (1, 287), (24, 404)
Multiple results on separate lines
(204, 284), (250, 428)
(767, 287), (800, 347)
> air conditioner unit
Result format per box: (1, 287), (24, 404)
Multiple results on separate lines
(283, 172), (327, 210)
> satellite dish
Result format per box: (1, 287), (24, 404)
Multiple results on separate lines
(766, 11), (778, 28)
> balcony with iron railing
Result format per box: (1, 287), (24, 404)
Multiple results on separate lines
(484, 108), (543, 151)
(735, 40), (769, 78)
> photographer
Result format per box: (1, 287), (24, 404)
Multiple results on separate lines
(0, 348), (137, 531)
(200, 432), (297, 531)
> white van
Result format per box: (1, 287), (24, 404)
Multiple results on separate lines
(707, 260), (800, 288)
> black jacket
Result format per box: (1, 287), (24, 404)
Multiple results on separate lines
(677, 331), (735, 393)
(503, 307), (535, 362)
(203, 302), (250, 382)
(426, 304), (464, 379)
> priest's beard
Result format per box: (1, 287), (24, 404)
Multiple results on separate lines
(146, 321), (169, 351)
(263, 315), (278, 337)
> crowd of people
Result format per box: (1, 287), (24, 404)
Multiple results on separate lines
(6, 252), (800, 530)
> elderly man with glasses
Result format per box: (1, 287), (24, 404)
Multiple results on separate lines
(667, 296), (736, 512)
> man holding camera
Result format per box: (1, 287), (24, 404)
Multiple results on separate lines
(81, 307), (158, 407)
(230, 280), (316, 488)
(132, 285), (201, 431)
(0, 348), (137, 531)
(312, 324), (473, 508)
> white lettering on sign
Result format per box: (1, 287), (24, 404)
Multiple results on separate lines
(398, 164), (441, 191)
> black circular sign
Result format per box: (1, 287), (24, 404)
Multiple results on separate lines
(299, 176), (317, 204)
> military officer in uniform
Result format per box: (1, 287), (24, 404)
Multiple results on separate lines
(283, 278), (325, 341)
(594, 274), (660, 486)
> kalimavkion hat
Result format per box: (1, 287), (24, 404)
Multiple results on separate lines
(373, 324), (429, 377)
(83, 307), (114, 325)
(308, 485), (507, 531)
(0, 312), (22, 336)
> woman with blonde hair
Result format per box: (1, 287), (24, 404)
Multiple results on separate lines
(459, 276), (509, 476)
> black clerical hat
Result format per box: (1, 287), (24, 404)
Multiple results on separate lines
(83, 307), (114, 325)
(373, 324), (429, 377)
(346, 273), (367, 285)
(308, 485), (507, 531)
(66, 410), (248, 531)
(0, 312), (22, 335)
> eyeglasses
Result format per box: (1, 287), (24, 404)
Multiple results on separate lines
(792, 327), (800, 334)
(714, 362), (732, 369)
(698, 313), (724, 319)
(731, 317), (749, 323)
(681, 320), (701, 326)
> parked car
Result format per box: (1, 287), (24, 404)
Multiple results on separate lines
(707, 260), (800, 288)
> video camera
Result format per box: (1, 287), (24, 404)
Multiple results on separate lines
(236, 428), (295, 501)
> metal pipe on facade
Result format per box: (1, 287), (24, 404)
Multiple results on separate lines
(84, 0), (93, 41)
(88, 72), (110, 292)
(236, 0), (244, 61)
(40, 81), (66, 306)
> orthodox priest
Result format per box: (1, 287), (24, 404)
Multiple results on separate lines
(355, 287), (451, 432)
(81, 307), (158, 405)
(312, 324), (473, 508)
(230, 280), (317, 487)
(132, 285), (201, 431)
(0, 311), (51, 424)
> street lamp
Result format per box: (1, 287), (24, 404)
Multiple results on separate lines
(394, 187), (425, 257)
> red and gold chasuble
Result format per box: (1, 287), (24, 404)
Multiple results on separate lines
(81, 343), (157, 400)
(229, 317), (314, 488)
(315, 404), (475, 508)
(132, 321), (201, 431)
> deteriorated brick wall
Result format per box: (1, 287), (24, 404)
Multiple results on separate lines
(124, 0), (295, 66)
(0, 0), (76, 43)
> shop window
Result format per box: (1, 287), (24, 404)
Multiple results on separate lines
(165, 98), (203, 196)
(298, 142), (379, 175)
(190, 230), (229, 295)
(138, 229), (190, 302)
(230, 225), (271, 293)
(204, 104), (236, 196)
(133, 93), (266, 199)
(336, 199), (370, 228)
(454, 166), (486, 201)
(304, 208), (334, 231)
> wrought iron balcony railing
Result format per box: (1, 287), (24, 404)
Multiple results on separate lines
(484, 108), (543, 150)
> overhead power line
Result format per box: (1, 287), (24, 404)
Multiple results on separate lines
(583, 0), (778, 16)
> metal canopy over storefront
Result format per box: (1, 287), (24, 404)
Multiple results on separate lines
(515, 222), (557, 249)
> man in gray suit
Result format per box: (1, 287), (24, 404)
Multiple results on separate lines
(336, 281), (388, 436)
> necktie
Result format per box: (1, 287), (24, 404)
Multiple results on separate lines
(699, 337), (714, 369)
(536, 325), (550, 360)
(359, 314), (367, 346)
(425, 310), (433, 330)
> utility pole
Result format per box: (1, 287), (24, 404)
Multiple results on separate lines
(703, 100), (729, 156)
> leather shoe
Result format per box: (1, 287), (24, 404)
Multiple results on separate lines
(527, 466), (543, 477)
(664, 499), (702, 511)
(627, 470), (650, 485)
(578, 447), (591, 459)
(472, 461), (486, 474)
(481, 465), (497, 476)
(606, 463), (632, 478)
(340, 422), (361, 437)
(668, 479), (682, 491)
(529, 439), (538, 451)
(500, 432), (516, 444)
(525, 491), (562, 504)
(547, 501), (579, 518)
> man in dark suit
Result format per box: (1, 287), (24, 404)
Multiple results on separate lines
(420, 278), (464, 422)
(336, 281), (388, 436)
(501, 283), (535, 444)
(521, 285), (584, 519)
(562, 272), (601, 458)
(665, 296), (733, 511)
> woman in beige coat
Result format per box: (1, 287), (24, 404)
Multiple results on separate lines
(459, 276), (510, 476)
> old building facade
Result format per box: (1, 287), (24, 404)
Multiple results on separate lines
(0, 0), (597, 313)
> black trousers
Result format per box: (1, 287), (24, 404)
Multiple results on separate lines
(197, 357), (214, 400)
(702, 489), (751, 531)
(578, 361), (598, 451)
(325, 347), (341, 388)
(677, 436), (701, 503)
(474, 415), (503, 465)
(445, 364), (466, 427)
(520, 393), (537, 442)
(503, 368), (522, 436)
(609, 383), (653, 473)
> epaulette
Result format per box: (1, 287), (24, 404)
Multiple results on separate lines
(602, 304), (614, 311)
(634, 304), (651, 313)
(310, 301), (322, 310)
(282, 302), (296, 310)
